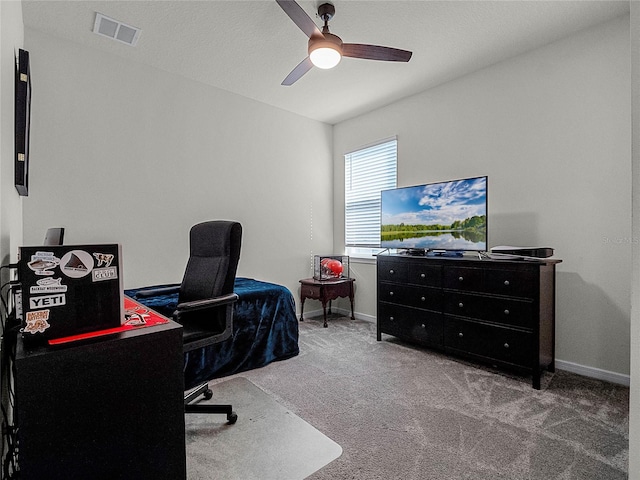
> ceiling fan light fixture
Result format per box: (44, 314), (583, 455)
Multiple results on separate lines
(308, 32), (343, 69)
(309, 45), (341, 69)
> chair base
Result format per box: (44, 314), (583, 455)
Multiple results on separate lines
(184, 382), (238, 424)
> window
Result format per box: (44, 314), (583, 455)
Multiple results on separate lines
(344, 138), (397, 248)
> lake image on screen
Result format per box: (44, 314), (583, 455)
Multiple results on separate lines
(381, 177), (487, 251)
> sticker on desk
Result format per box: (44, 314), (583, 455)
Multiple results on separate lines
(29, 293), (66, 310)
(30, 277), (68, 294)
(24, 309), (51, 334)
(92, 267), (118, 282)
(59, 250), (94, 278)
(124, 305), (150, 326)
(27, 251), (60, 276)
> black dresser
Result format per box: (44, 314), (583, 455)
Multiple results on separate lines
(377, 254), (561, 389)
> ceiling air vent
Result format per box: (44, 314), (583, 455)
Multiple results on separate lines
(93, 13), (141, 46)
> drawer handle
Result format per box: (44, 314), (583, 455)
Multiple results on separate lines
(421, 296), (426, 302)
(504, 280), (510, 286)
(458, 302), (464, 308)
(504, 309), (510, 315)
(389, 269), (395, 275)
(420, 273), (426, 278)
(389, 291), (394, 296)
(504, 343), (510, 349)
(421, 324), (426, 329)
(389, 316), (395, 321)
(458, 276), (464, 282)
(458, 332), (464, 337)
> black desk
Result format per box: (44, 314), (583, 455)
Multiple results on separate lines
(15, 318), (186, 479)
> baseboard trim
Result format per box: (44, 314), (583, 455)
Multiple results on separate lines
(555, 359), (630, 386)
(331, 307), (376, 323)
(299, 307), (375, 324)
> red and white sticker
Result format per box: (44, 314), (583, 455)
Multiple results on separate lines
(24, 309), (51, 334)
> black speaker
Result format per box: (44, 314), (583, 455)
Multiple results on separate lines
(490, 246), (554, 258)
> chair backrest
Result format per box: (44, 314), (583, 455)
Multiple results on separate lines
(43, 227), (65, 246)
(178, 221), (242, 304)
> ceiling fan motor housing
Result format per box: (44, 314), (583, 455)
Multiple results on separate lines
(317, 3), (335, 22)
(308, 31), (343, 56)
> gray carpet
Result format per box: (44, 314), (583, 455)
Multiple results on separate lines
(203, 315), (629, 479)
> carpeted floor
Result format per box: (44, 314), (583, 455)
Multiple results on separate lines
(208, 315), (629, 480)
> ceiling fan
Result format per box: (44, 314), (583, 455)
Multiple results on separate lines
(276, 0), (412, 86)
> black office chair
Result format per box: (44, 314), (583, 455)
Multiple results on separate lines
(135, 220), (242, 424)
(43, 227), (65, 246)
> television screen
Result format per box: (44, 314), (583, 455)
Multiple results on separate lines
(380, 176), (487, 252)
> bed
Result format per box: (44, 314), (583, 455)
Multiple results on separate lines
(125, 277), (299, 389)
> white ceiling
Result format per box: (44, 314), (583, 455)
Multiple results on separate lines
(22, 0), (629, 124)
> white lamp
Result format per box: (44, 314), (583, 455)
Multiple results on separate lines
(308, 34), (342, 69)
(310, 45), (341, 69)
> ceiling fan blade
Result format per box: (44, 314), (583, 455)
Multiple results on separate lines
(342, 44), (413, 62)
(276, 0), (322, 39)
(282, 57), (314, 86)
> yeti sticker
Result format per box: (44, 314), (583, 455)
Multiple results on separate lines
(29, 294), (66, 310)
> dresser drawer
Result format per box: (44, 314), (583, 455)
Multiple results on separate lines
(444, 266), (536, 298)
(378, 303), (443, 347)
(407, 263), (441, 287)
(443, 266), (483, 291)
(377, 261), (407, 283)
(443, 292), (533, 329)
(483, 268), (536, 298)
(379, 283), (442, 310)
(300, 284), (321, 300)
(444, 317), (532, 367)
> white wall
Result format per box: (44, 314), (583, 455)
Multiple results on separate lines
(0, 0), (24, 270)
(22, 29), (334, 303)
(629, 2), (639, 477)
(334, 16), (631, 378)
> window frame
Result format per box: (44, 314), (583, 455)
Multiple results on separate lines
(344, 137), (398, 256)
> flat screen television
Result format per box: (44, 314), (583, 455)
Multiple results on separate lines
(380, 176), (487, 252)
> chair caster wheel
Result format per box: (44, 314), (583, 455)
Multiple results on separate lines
(203, 388), (213, 400)
(227, 412), (238, 424)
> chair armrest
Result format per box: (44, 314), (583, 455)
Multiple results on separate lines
(134, 285), (180, 298)
(174, 292), (239, 318)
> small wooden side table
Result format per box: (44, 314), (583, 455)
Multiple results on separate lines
(299, 277), (355, 327)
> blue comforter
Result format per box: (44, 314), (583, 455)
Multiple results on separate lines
(125, 277), (299, 389)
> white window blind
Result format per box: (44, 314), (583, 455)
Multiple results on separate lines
(345, 138), (397, 247)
